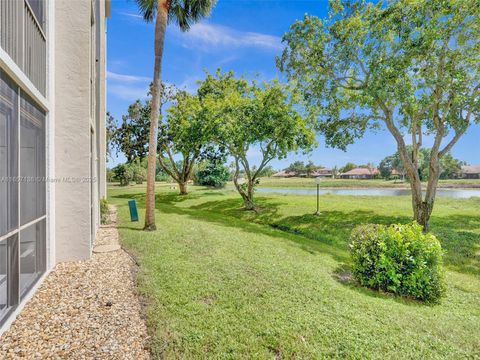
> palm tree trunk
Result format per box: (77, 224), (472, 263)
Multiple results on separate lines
(144, 0), (169, 231)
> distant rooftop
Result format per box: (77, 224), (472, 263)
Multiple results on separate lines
(341, 167), (379, 176)
(461, 165), (480, 174)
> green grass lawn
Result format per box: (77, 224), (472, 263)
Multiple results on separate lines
(255, 176), (480, 189)
(109, 184), (480, 359)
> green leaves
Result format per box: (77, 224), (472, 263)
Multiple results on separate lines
(135, 0), (216, 31)
(279, 0), (480, 147)
(158, 90), (220, 190)
(198, 70), (317, 165)
(280, 0), (480, 228)
(350, 222), (446, 303)
(197, 70), (317, 208)
(111, 100), (151, 162)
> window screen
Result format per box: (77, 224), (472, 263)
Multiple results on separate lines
(0, 70), (19, 237)
(20, 92), (46, 225)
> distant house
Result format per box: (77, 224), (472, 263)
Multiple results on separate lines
(273, 168), (333, 178)
(311, 168), (333, 178)
(272, 171), (296, 178)
(461, 165), (480, 179)
(340, 167), (380, 179)
(390, 168), (405, 180)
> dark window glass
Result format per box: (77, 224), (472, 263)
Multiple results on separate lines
(0, 70), (19, 237)
(20, 92), (46, 225)
(19, 219), (45, 299)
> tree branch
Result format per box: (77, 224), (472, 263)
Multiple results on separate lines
(158, 154), (179, 182)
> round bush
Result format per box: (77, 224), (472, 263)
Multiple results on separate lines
(194, 161), (230, 188)
(349, 222), (446, 303)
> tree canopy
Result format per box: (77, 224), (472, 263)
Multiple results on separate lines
(379, 147), (464, 180)
(199, 70), (317, 209)
(111, 100), (151, 163)
(339, 162), (357, 174)
(158, 90), (220, 194)
(279, 0), (480, 230)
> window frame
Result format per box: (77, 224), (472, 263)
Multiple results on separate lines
(0, 70), (47, 327)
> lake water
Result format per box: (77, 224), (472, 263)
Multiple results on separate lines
(256, 188), (480, 199)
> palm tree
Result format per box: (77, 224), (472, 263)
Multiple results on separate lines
(136, 0), (216, 230)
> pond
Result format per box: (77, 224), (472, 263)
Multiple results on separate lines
(255, 187), (480, 199)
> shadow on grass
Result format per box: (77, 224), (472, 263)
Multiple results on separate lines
(112, 191), (351, 264)
(111, 191), (480, 276)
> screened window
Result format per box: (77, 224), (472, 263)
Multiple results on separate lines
(20, 93), (46, 225)
(0, 235), (18, 324)
(0, 0), (47, 94)
(0, 69), (46, 327)
(0, 238), (7, 318)
(26, 0), (45, 29)
(0, 71), (18, 237)
(19, 219), (45, 298)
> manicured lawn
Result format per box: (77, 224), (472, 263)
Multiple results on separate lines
(255, 176), (480, 189)
(109, 184), (480, 359)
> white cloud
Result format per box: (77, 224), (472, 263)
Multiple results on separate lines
(108, 84), (149, 101)
(119, 12), (144, 20)
(177, 22), (283, 52)
(107, 71), (151, 83)
(107, 71), (151, 101)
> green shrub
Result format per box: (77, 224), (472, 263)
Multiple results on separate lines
(349, 222), (445, 303)
(112, 163), (133, 186)
(195, 160), (230, 188)
(111, 160), (146, 185)
(129, 160), (147, 184)
(100, 197), (109, 225)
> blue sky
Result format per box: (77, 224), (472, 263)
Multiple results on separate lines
(107, 0), (480, 169)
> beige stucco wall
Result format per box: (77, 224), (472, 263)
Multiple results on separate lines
(54, 0), (107, 262)
(97, 0), (107, 200)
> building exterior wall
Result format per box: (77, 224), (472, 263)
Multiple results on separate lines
(54, 0), (108, 262)
(54, 0), (93, 262)
(96, 0), (107, 201)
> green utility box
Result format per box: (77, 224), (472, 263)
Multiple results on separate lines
(128, 199), (139, 222)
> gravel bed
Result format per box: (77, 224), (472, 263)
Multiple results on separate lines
(0, 207), (150, 359)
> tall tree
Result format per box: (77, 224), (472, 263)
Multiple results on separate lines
(136, 0), (216, 230)
(279, 0), (480, 231)
(112, 100), (150, 162)
(199, 71), (316, 210)
(158, 91), (219, 195)
(305, 160), (319, 177)
(379, 154), (402, 179)
(111, 83), (177, 163)
(340, 163), (357, 174)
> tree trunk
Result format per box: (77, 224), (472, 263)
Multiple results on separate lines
(144, 1), (168, 231)
(411, 192), (435, 233)
(383, 113), (438, 234)
(178, 182), (188, 195)
(243, 196), (255, 210)
(405, 150), (441, 233)
(417, 155), (441, 232)
(232, 156), (256, 211)
(234, 180), (255, 210)
(243, 180), (255, 210)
